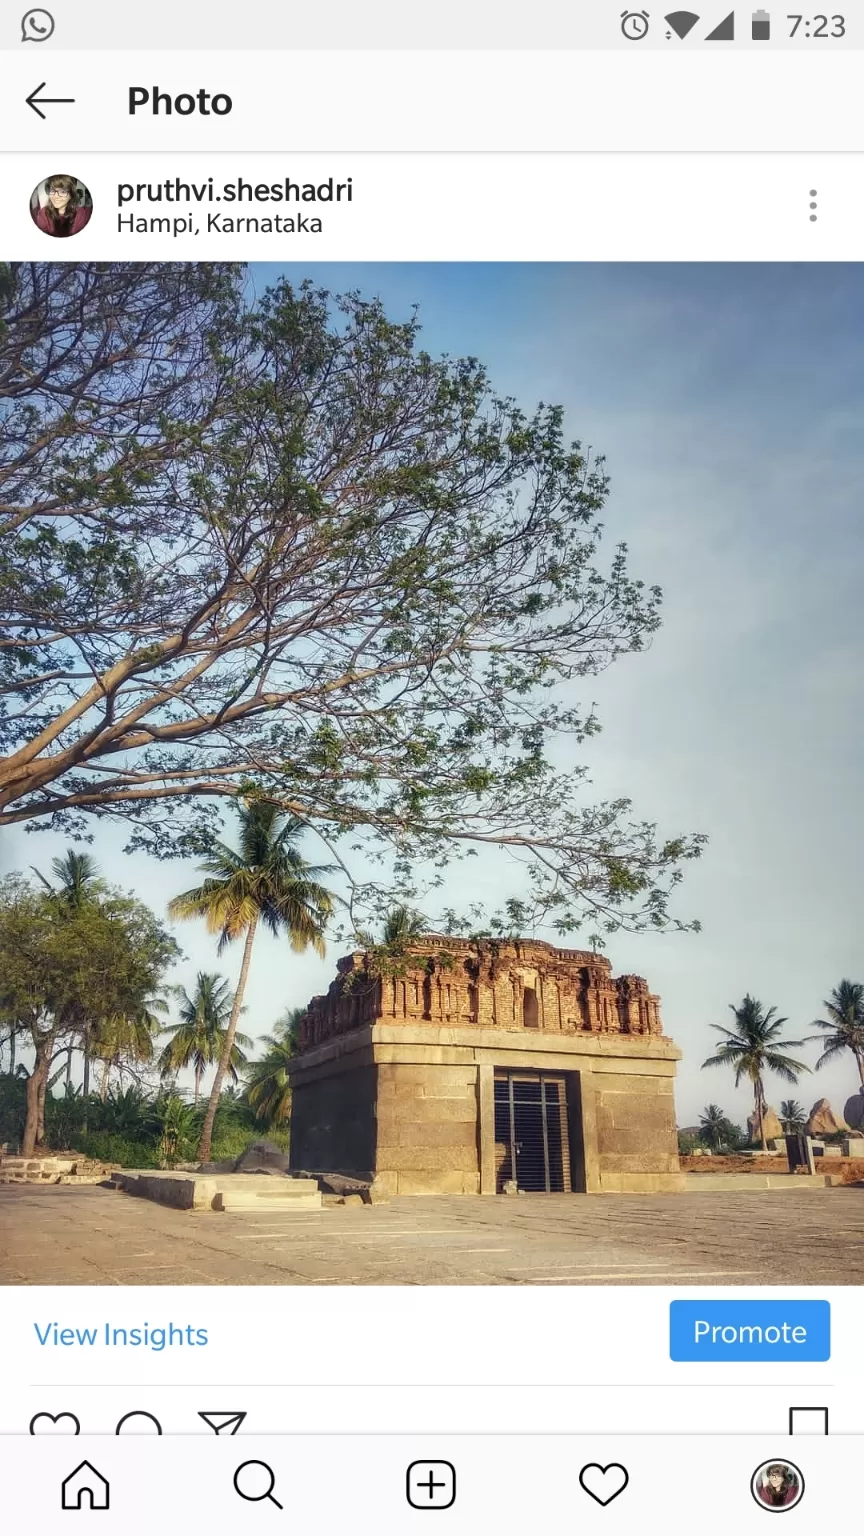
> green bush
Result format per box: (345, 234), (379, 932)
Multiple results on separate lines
(77, 1132), (160, 1168)
(210, 1126), (291, 1162)
(1, 1075), (291, 1166)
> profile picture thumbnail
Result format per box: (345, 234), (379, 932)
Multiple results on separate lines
(750, 1460), (804, 1511)
(30, 174), (93, 238)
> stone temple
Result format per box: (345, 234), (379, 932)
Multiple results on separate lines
(288, 936), (684, 1196)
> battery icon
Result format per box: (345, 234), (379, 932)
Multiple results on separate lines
(752, 8), (770, 36)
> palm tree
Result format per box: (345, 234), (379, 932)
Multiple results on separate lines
(159, 973), (251, 1103)
(245, 1007), (304, 1126)
(780, 1099), (807, 1133)
(356, 904), (427, 953)
(702, 995), (808, 1151)
(92, 995), (168, 1100)
(698, 1104), (730, 1151)
(33, 850), (101, 1092)
(168, 804), (335, 1162)
(381, 905), (427, 944)
(34, 851), (100, 910)
(807, 980), (864, 1086)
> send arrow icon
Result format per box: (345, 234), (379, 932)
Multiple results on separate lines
(198, 1412), (247, 1435)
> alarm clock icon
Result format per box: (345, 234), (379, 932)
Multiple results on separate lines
(621, 9), (650, 37)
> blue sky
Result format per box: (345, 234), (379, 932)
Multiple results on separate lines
(4, 262), (863, 1130)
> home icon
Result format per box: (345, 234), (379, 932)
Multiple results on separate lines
(61, 1461), (110, 1510)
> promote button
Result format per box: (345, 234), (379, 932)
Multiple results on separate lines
(670, 1301), (830, 1361)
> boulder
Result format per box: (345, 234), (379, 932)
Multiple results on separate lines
(843, 1088), (864, 1131)
(805, 1098), (848, 1136)
(231, 1140), (290, 1176)
(747, 1107), (783, 1143)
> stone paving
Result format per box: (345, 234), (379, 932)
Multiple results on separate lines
(2, 1183), (863, 1285)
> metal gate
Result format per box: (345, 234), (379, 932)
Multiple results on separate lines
(493, 1072), (570, 1193)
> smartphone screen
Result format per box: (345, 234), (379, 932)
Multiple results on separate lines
(0, 1), (861, 1524)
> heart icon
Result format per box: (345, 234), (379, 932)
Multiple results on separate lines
(29, 1411), (81, 1435)
(579, 1463), (629, 1506)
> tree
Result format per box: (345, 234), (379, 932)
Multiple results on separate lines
(91, 994), (169, 1100)
(0, 265), (704, 941)
(806, 980), (864, 1087)
(159, 973), (251, 1103)
(245, 1007), (304, 1127)
(35, 851), (101, 909)
(146, 1094), (201, 1170)
(779, 1099), (807, 1133)
(168, 802), (335, 1162)
(0, 875), (179, 1155)
(697, 1103), (741, 1152)
(380, 906), (427, 945)
(701, 995), (808, 1152)
(32, 850), (102, 1092)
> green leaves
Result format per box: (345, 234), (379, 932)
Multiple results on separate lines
(0, 266), (703, 938)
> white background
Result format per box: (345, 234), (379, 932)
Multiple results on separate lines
(0, 1432), (849, 1530)
(0, 1285), (854, 1437)
(3, 152), (860, 258)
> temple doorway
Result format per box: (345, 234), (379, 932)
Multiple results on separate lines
(493, 1072), (571, 1192)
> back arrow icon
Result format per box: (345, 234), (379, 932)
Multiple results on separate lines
(26, 82), (75, 118)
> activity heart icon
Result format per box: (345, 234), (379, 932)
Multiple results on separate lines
(578, 1462), (629, 1506)
(29, 1411), (81, 1435)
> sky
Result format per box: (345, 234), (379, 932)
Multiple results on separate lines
(4, 261), (863, 1130)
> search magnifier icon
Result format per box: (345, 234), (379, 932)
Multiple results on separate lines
(234, 1461), (283, 1510)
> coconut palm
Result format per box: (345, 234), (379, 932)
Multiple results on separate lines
(807, 980), (864, 1087)
(159, 973), (251, 1103)
(356, 904), (427, 953)
(168, 804), (335, 1161)
(92, 994), (169, 1099)
(780, 1099), (807, 1133)
(698, 1104), (732, 1151)
(244, 1007), (304, 1126)
(381, 905), (427, 944)
(33, 850), (101, 1090)
(34, 851), (101, 910)
(702, 995), (807, 1151)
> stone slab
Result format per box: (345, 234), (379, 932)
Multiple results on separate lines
(599, 1171), (687, 1193)
(114, 1171), (322, 1211)
(291, 1022), (682, 1079)
(215, 1190), (322, 1212)
(682, 1173), (831, 1190)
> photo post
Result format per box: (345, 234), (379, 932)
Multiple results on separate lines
(0, 3), (862, 1522)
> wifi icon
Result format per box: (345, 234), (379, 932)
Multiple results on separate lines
(665, 9), (700, 36)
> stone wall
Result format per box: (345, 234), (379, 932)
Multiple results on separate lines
(288, 1063), (378, 1176)
(592, 1070), (680, 1192)
(0, 1153), (120, 1185)
(373, 1062), (480, 1195)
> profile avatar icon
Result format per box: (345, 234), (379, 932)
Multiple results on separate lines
(750, 1460), (804, 1511)
(30, 174), (92, 238)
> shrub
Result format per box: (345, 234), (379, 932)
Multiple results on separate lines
(77, 1132), (159, 1168)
